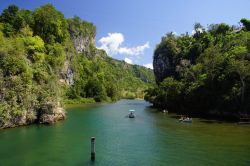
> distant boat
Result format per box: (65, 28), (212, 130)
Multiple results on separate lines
(182, 118), (192, 123)
(162, 109), (168, 113)
(179, 116), (192, 123)
(129, 109), (135, 118)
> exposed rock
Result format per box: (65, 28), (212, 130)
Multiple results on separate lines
(65, 68), (74, 85)
(39, 102), (66, 124)
(60, 52), (74, 85)
(153, 53), (174, 84)
(0, 102), (65, 129)
(68, 17), (96, 55)
(0, 109), (37, 129)
(59, 18), (96, 85)
(72, 35), (95, 54)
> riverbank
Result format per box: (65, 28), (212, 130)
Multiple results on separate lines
(0, 102), (66, 130)
(152, 104), (249, 123)
(1, 97), (133, 130)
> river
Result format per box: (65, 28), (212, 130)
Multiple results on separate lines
(0, 99), (250, 166)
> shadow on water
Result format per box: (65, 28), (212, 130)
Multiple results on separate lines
(144, 105), (241, 124)
(199, 120), (224, 124)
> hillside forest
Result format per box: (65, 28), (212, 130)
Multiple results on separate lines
(0, 4), (154, 128)
(145, 20), (250, 119)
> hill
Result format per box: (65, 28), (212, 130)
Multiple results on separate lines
(145, 21), (250, 119)
(0, 4), (154, 129)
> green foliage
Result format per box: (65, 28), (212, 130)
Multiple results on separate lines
(208, 23), (230, 35)
(68, 16), (96, 39)
(240, 18), (250, 31)
(23, 35), (45, 62)
(64, 98), (95, 104)
(33, 4), (68, 43)
(0, 5), (19, 36)
(0, 5), (33, 37)
(46, 43), (66, 69)
(147, 19), (250, 115)
(0, 4), (155, 128)
(65, 52), (154, 102)
(84, 78), (107, 102)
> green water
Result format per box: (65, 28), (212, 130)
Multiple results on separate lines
(0, 99), (250, 166)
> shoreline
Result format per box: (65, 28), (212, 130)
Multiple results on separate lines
(151, 105), (249, 123)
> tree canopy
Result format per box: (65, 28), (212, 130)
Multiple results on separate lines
(146, 20), (250, 117)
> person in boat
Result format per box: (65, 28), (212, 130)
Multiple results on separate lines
(179, 115), (184, 121)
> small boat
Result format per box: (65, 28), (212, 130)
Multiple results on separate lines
(128, 109), (135, 118)
(162, 109), (168, 113)
(182, 118), (192, 123)
(179, 116), (192, 123)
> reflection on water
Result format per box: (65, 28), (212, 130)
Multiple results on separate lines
(0, 99), (250, 166)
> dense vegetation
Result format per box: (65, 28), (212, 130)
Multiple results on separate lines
(0, 4), (154, 128)
(145, 20), (250, 118)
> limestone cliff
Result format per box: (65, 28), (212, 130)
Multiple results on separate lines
(153, 34), (181, 84)
(153, 53), (173, 84)
(60, 17), (96, 86)
(153, 49), (178, 84)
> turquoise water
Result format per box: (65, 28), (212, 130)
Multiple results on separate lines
(0, 99), (250, 166)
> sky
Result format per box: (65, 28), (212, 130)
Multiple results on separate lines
(1, 0), (250, 69)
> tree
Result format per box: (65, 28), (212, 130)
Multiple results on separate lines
(33, 4), (68, 43)
(193, 22), (204, 39)
(208, 23), (230, 35)
(154, 77), (184, 109)
(84, 78), (107, 102)
(229, 59), (250, 105)
(240, 18), (250, 31)
(0, 5), (20, 36)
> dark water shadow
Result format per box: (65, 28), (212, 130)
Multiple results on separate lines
(144, 105), (241, 125)
(199, 120), (224, 124)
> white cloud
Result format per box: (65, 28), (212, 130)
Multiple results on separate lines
(124, 57), (133, 64)
(98, 33), (149, 56)
(143, 63), (153, 69)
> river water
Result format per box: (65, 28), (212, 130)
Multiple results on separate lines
(0, 99), (250, 166)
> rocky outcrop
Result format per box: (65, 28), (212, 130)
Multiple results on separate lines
(39, 102), (66, 124)
(153, 52), (175, 84)
(68, 17), (96, 55)
(0, 110), (36, 129)
(0, 102), (65, 129)
(153, 34), (181, 84)
(59, 17), (96, 85)
(60, 52), (74, 85)
(71, 35), (95, 54)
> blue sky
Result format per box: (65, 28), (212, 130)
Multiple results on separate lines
(1, 0), (250, 68)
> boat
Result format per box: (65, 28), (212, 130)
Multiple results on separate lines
(182, 118), (192, 123)
(179, 116), (192, 123)
(162, 109), (168, 113)
(128, 109), (135, 118)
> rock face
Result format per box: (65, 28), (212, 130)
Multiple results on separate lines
(60, 52), (74, 85)
(153, 34), (180, 84)
(0, 110), (36, 129)
(0, 102), (65, 129)
(153, 52), (175, 84)
(60, 18), (96, 85)
(68, 17), (96, 55)
(39, 102), (66, 124)
(72, 35), (95, 54)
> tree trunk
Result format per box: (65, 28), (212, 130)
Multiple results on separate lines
(240, 75), (245, 104)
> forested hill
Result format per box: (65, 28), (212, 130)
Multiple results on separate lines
(0, 4), (154, 129)
(145, 20), (250, 119)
